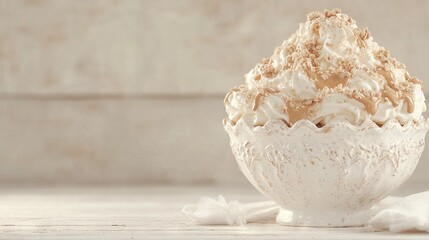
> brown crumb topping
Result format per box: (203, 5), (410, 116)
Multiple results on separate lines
(355, 28), (370, 48)
(324, 8), (342, 18)
(360, 28), (370, 40)
(374, 48), (389, 63)
(307, 11), (323, 21)
(236, 8), (422, 126)
(311, 21), (321, 36)
(261, 63), (278, 78)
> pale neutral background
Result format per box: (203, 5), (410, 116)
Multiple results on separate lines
(1, 0), (429, 186)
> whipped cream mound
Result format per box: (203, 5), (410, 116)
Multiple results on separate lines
(225, 8), (426, 127)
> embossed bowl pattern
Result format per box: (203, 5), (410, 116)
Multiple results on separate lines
(224, 119), (428, 226)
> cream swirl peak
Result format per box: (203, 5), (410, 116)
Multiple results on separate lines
(224, 9), (426, 127)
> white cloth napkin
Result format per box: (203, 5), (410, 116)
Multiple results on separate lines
(370, 192), (429, 232)
(181, 195), (278, 225)
(182, 191), (429, 232)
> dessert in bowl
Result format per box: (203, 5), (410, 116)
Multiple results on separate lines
(223, 9), (428, 227)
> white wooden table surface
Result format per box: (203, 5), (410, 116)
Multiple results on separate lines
(0, 183), (428, 239)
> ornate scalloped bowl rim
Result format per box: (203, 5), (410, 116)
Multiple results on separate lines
(223, 117), (428, 227)
(224, 117), (429, 134)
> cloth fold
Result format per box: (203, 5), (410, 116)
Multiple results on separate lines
(370, 192), (429, 232)
(181, 195), (278, 225)
(182, 191), (429, 233)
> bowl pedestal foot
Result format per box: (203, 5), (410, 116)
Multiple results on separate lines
(276, 207), (371, 227)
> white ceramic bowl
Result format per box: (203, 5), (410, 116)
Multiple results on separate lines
(224, 118), (428, 227)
